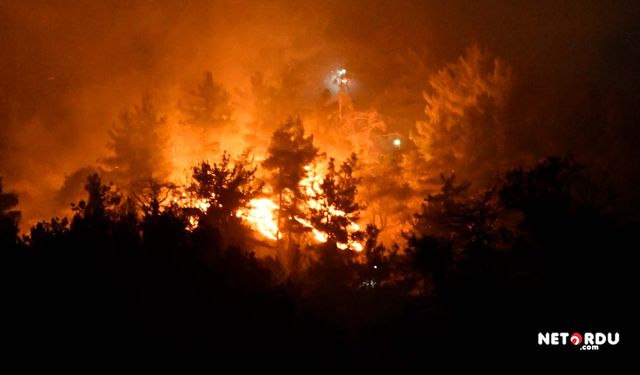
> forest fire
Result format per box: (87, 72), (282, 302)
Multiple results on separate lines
(0, 0), (635, 362)
(236, 198), (280, 240)
(180, 162), (365, 251)
(236, 197), (364, 251)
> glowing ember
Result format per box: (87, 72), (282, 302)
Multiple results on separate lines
(393, 138), (401, 147)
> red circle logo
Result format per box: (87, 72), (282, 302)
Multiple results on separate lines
(570, 332), (583, 346)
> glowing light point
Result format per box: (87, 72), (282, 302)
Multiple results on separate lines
(393, 138), (401, 147)
(331, 68), (350, 90)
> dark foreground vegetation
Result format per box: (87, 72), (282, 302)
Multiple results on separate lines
(0, 156), (632, 365)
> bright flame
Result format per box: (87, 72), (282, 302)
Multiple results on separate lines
(294, 217), (329, 243)
(236, 164), (364, 251)
(172, 192), (210, 228)
(393, 138), (401, 147)
(298, 164), (364, 251)
(174, 164), (364, 252)
(236, 198), (280, 240)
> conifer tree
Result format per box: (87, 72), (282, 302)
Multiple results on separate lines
(262, 118), (319, 239)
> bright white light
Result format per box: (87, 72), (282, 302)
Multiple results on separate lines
(393, 138), (401, 147)
(330, 68), (350, 91)
(373, 265), (378, 269)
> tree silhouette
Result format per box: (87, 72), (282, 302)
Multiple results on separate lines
(189, 150), (262, 227)
(262, 118), (319, 241)
(72, 173), (122, 220)
(133, 178), (176, 218)
(105, 96), (170, 189)
(182, 71), (232, 131)
(0, 154), (629, 360)
(29, 217), (69, 249)
(355, 224), (401, 289)
(0, 177), (20, 247)
(407, 173), (501, 296)
(498, 156), (611, 281)
(412, 173), (470, 238)
(310, 153), (364, 247)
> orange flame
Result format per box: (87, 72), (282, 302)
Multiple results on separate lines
(236, 164), (363, 251)
(236, 198), (280, 240)
(174, 164), (363, 251)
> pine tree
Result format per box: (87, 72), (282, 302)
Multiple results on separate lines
(105, 96), (170, 189)
(411, 45), (512, 185)
(262, 118), (319, 239)
(189, 150), (261, 227)
(71, 173), (122, 221)
(408, 173), (500, 295)
(182, 71), (232, 130)
(310, 153), (364, 247)
(360, 151), (417, 240)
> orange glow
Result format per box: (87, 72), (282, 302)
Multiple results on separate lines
(170, 163), (362, 251)
(212, 163), (364, 251)
(236, 198), (280, 240)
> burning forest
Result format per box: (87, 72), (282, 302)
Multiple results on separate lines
(1, 0), (637, 365)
